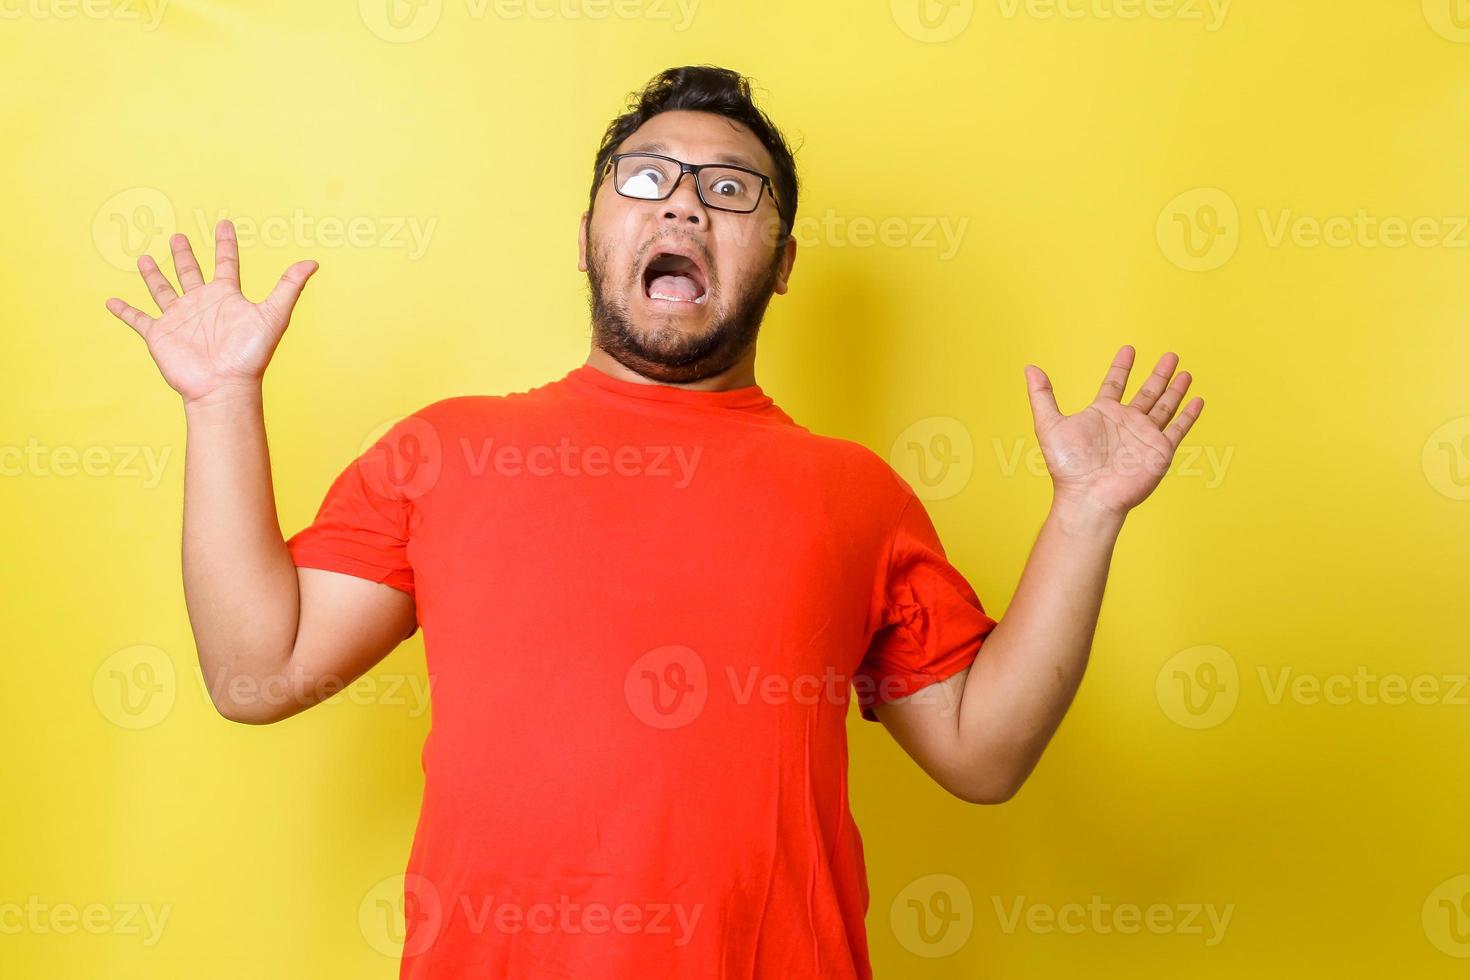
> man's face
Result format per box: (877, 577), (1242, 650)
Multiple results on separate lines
(579, 109), (797, 384)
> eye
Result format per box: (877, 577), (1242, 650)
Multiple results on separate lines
(618, 170), (664, 199)
(710, 176), (745, 197)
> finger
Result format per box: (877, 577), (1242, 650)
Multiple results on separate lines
(1127, 351), (1180, 415)
(170, 233), (206, 291)
(136, 253), (179, 311)
(212, 219), (240, 286)
(1162, 396), (1204, 451)
(105, 297), (154, 338)
(1024, 364), (1063, 429)
(1146, 370), (1193, 428)
(1094, 344), (1135, 403)
(260, 260), (319, 327)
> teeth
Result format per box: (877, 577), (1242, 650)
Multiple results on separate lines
(650, 291), (708, 305)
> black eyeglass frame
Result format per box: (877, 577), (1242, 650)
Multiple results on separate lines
(603, 151), (784, 218)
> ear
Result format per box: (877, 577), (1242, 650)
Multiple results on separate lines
(577, 210), (590, 272)
(576, 210), (593, 271)
(772, 235), (798, 296)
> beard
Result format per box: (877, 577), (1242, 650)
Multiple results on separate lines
(585, 234), (784, 385)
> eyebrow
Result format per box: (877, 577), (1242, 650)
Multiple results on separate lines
(624, 141), (763, 172)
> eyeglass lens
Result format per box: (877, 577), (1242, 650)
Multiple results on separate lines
(614, 154), (763, 212)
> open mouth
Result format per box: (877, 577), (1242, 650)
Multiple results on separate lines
(641, 249), (709, 306)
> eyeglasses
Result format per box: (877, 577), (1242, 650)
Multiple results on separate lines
(604, 152), (782, 216)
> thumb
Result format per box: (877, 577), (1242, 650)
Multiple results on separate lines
(261, 259), (319, 328)
(1024, 364), (1063, 430)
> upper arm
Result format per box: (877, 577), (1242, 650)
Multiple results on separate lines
(237, 409), (436, 724)
(855, 494), (998, 719)
(856, 492), (1001, 800)
(223, 567), (417, 725)
(870, 666), (1025, 804)
(869, 667), (973, 793)
(289, 566), (417, 707)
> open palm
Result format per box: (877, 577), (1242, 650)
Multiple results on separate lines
(105, 219), (317, 404)
(1025, 346), (1205, 516)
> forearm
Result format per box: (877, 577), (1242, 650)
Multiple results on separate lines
(180, 384), (301, 713)
(956, 495), (1124, 792)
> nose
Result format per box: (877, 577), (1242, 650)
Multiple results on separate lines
(660, 172), (707, 227)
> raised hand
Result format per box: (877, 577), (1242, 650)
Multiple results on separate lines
(1024, 345), (1204, 518)
(105, 219), (318, 405)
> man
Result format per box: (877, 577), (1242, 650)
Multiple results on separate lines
(105, 65), (1203, 979)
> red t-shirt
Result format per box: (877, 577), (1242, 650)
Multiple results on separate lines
(285, 363), (999, 979)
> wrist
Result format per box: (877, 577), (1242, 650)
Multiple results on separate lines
(1047, 493), (1126, 540)
(182, 382), (264, 422)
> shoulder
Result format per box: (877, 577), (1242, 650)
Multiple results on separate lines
(362, 378), (578, 467)
(396, 377), (568, 431)
(766, 424), (918, 513)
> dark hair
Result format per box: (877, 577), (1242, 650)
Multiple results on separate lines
(588, 65), (800, 241)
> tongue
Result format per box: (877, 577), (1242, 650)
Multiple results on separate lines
(648, 273), (701, 301)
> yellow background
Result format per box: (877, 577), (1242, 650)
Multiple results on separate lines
(4, 0), (1469, 976)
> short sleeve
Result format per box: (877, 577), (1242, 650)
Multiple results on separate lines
(854, 493), (999, 722)
(285, 413), (438, 603)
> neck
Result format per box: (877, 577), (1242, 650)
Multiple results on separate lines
(582, 346), (758, 391)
